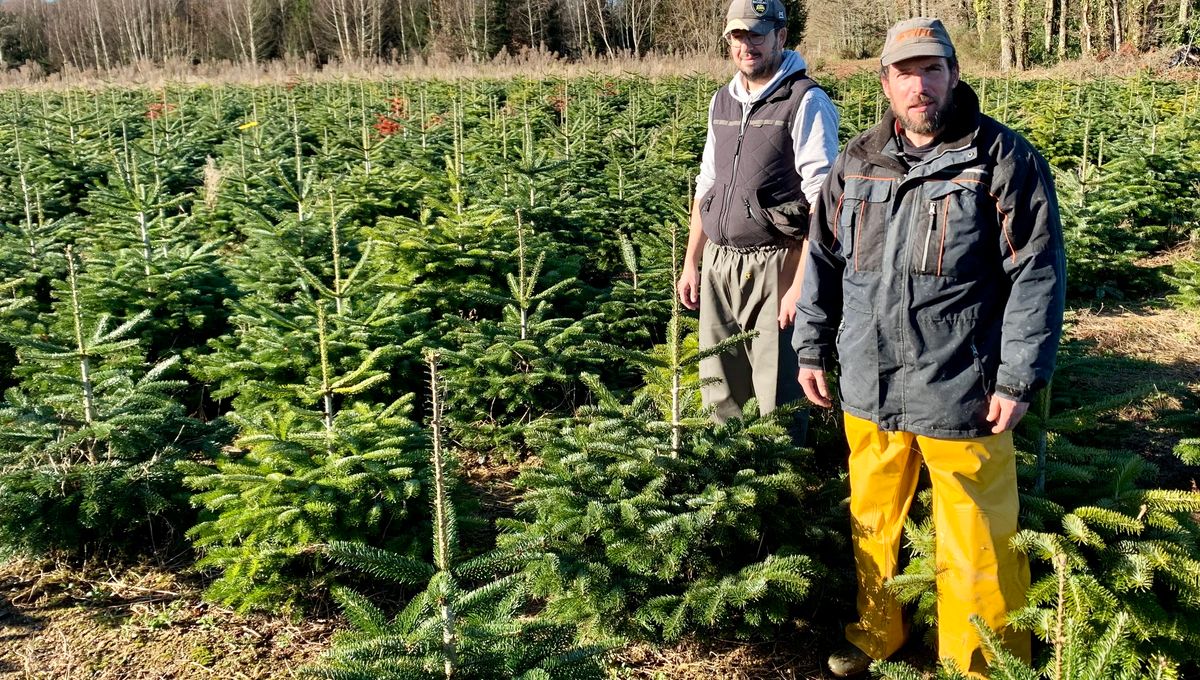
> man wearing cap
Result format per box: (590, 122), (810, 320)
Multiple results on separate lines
(677, 0), (839, 424)
(793, 17), (1065, 677)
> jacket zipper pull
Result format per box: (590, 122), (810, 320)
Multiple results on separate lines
(744, 198), (753, 219)
(920, 202), (937, 272)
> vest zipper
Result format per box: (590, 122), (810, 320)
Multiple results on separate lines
(920, 202), (936, 272)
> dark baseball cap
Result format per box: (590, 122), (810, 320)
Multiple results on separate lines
(880, 17), (956, 66)
(724, 0), (787, 36)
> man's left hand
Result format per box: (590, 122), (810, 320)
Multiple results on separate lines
(986, 395), (1029, 433)
(778, 285), (801, 329)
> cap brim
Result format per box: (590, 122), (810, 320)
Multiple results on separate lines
(881, 42), (955, 66)
(723, 18), (777, 36)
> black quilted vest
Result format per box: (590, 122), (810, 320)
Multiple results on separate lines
(699, 71), (820, 248)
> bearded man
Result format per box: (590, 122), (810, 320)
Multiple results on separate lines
(792, 17), (1066, 677)
(677, 0), (839, 425)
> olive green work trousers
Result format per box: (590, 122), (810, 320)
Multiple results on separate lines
(698, 240), (802, 423)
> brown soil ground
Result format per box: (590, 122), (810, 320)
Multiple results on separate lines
(2, 305), (1197, 680)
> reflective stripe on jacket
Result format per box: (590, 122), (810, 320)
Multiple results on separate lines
(793, 82), (1066, 438)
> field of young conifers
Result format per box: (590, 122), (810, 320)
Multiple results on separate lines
(1, 72), (1199, 678)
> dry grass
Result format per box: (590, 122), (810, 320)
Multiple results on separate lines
(2, 42), (1193, 92)
(0, 48), (735, 92)
(1066, 305), (1200, 378)
(0, 558), (335, 679)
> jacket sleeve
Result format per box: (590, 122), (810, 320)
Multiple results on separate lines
(992, 140), (1067, 402)
(792, 152), (847, 369)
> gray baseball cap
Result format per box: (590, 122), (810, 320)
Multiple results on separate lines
(880, 17), (956, 66)
(724, 0), (787, 36)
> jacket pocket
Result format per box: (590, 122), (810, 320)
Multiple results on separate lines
(742, 189), (778, 237)
(913, 180), (985, 277)
(910, 315), (990, 431)
(839, 179), (893, 272)
(969, 337), (991, 395)
(697, 183), (725, 242)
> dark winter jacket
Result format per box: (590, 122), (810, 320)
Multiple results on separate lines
(792, 82), (1066, 438)
(698, 70), (821, 248)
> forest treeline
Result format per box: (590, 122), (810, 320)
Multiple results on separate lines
(0, 0), (1196, 77)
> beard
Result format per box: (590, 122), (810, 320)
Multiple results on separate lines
(739, 55), (775, 80)
(733, 46), (780, 81)
(894, 95), (952, 135)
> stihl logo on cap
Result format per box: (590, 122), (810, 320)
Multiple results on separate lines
(894, 28), (938, 43)
(753, 2), (767, 14)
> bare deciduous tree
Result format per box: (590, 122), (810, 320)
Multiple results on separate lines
(316, 0), (385, 61)
(428, 0), (493, 60)
(652, 0), (723, 54)
(210, 0), (271, 63)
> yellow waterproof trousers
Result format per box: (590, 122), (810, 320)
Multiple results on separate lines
(842, 413), (1030, 676)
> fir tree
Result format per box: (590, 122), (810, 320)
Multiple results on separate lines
(183, 302), (430, 612)
(303, 354), (610, 680)
(439, 214), (601, 457)
(194, 192), (425, 416)
(1166, 241), (1200, 309)
(498, 224), (839, 640)
(1175, 438), (1200, 465)
(874, 556), (1182, 679)
(585, 231), (674, 389)
(888, 377), (1200, 666)
(0, 247), (220, 555)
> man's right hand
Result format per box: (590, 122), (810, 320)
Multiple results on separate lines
(677, 267), (700, 310)
(798, 367), (832, 407)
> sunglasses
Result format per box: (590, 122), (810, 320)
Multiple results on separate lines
(725, 30), (773, 46)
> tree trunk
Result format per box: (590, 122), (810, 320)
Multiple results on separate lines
(1111, 0), (1122, 50)
(974, 0), (989, 45)
(1044, 0), (1055, 55)
(246, 0), (258, 63)
(594, 0), (613, 56)
(1058, 0), (1068, 58)
(999, 0), (1015, 69)
(525, 0), (536, 46)
(91, 0), (111, 69)
(1081, 0), (1093, 55)
(1016, 0), (1028, 68)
